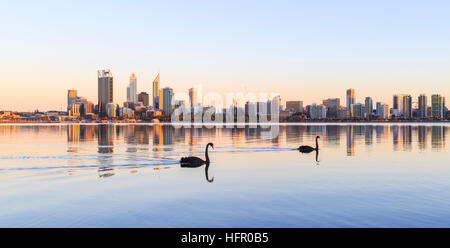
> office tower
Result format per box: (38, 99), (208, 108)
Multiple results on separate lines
(326, 98), (340, 118)
(418, 94), (428, 118)
(98, 69), (114, 117)
(431, 94), (444, 118)
(376, 102), (382, 117)
(162, 87), (174, 115)
(310, 104), (327, 119)
(364, 97), (373, 117)
(402, 95), (412, 118)
(189, 87), (198, 107)
(392, 94), (401, 117)
(67, 89), (78, 111)
(381, 103), (390, 119)
(152, 73), (160, 108)
(84, 101), (94, 114)
(346, 88), (355, 111)
(159, 88), (164, 110)
(138, 92), (149, 106)
(127, 73), (138, 104)
(285, 101), (304, 113)
(352, 103), (364, 118)
(106, 103), (118, 118)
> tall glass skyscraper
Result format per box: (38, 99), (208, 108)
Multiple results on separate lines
(98, 69), (114, 117)
(402, 95), (412, 118)
(152, 73), (160, 108)
(431, 94), (444, 118)
(126, 73), (138, 104)
(364, 97), (373, 117)
(162, 87), (174, 115)
(346, 88), (355, 117)
(418, 94), (427, 118)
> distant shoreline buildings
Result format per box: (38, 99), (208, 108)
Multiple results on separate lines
(0, 69), (448, 123)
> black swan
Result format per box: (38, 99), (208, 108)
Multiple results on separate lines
(180, 143), (214, 167)
(298, 136), (320, 153)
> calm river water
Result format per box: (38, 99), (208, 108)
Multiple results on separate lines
(0, 123), (449, 227)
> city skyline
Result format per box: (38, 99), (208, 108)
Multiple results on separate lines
(1, 1), (450, 111)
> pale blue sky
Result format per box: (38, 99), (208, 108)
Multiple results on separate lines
(1, 0), (449, 111)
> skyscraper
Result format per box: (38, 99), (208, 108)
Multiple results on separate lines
(189, 87), (198, 107)
(286, 101), (304, 113)
(98, 69), (113, 117)
(402, 95), (412, 118)
(346, 89), (355, 111)
(418, 94), (427, 118)
(162, 87), (174, 115)
(138, 92), (149, 106)
(152, 73), (160, 108)
(159, 88), (164, 111)
(326, 98), (340, 118)
(127, 73), (138, 104)
(364, 97), (373, 117)
(67, 89), (78, 111)
(392, 94), (401, 117)
(431, 94), (444, 118)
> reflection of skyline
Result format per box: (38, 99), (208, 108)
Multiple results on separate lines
(59, 124), (450, 157)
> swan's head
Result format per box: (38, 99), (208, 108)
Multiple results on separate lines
(208, 143), (214, 149)
(316, 136), (320, 139)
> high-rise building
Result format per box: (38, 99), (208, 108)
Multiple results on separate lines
(381, 103), (390, 119)
(152, 73), (160, 108)
(352, 103), (364, 118)
(138, 92), (149, 106)
(159, 88), (164, 111)
(127, 73), (138, 104)
(392, 94), (401, 117)
(376, 102), (390, 119)
(364, 97), (373, 117)
(346, 88), (355, 111)
(285, 101), (304, 113)
(402, 95), (412, 118)
(189, 87), (198, 107)
(326, 98), (340, 118)
(162, 87), (174, 115)
(106, 103), (118, 118)
(431, 94), (444, 118)
(98, 69), (114, 117)
(418, 94), (428, 118)
(67, 89), (78, 111)
(310, 104), (327, 119)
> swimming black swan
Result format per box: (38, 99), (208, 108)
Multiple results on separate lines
(298, 136), (320, 153)
(180, 143), (214, 167)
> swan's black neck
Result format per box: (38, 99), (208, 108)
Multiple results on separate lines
(316, 137), (319, 150)
(205, 144), (211, 163)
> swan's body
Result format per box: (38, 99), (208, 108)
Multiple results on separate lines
(298, 136), (320, 153)
(180, 143), (214, 167)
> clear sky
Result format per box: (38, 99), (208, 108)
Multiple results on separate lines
(1, 0), (449, 111)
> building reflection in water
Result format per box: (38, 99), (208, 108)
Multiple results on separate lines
(402, 126), (412, 152)
(417, 126), (428, 150)
(67, 124), (80, 153)
(98, 125), (115, 154)
(431, 126), (446, 150)
(346, 126), (355, 156)
(62, 124), (449, 163)
(365, 126), (373, 145)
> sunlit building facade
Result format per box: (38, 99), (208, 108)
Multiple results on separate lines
(98, 69), (114, 117)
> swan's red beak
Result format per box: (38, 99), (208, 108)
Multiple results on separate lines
(212, 144), (214, 149)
